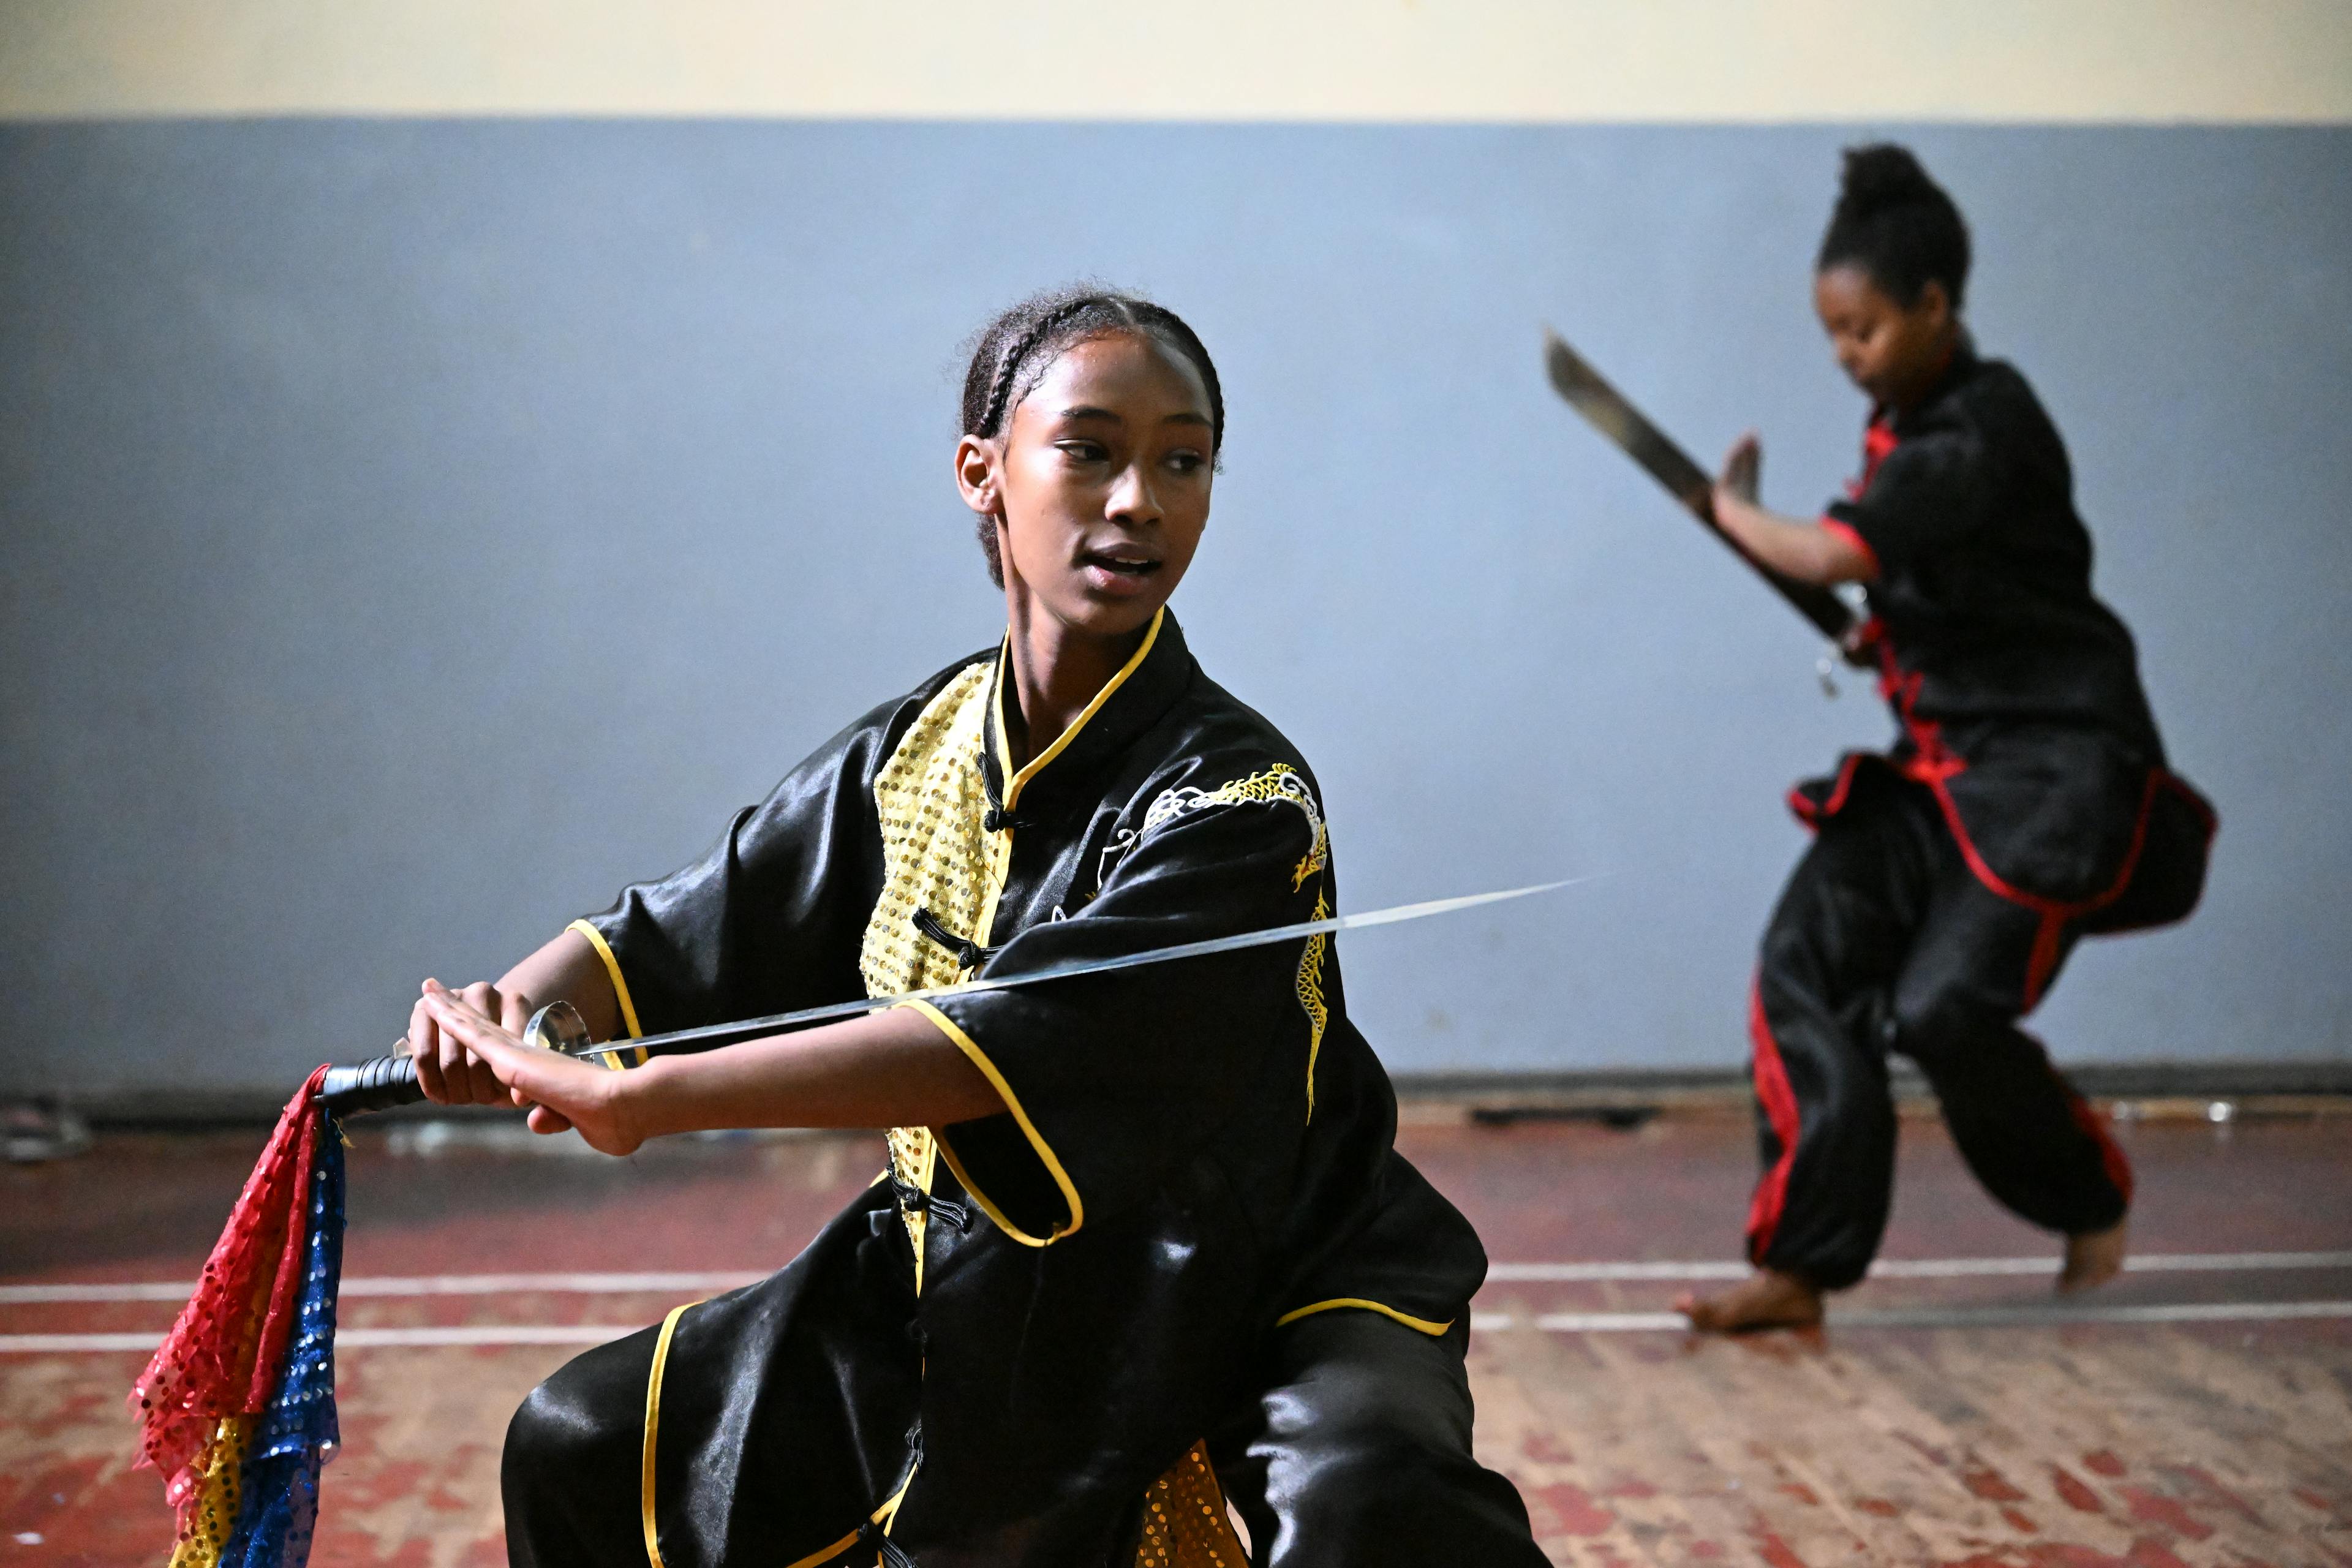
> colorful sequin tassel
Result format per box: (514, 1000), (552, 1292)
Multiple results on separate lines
(130, 1066), (346, 1568)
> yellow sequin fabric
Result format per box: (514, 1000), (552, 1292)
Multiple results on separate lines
(1134, 1442), (1248, 1567)
(862, 671), (1272, 1562)
(863, 662), (1003, 1295)
(166, 1414), (251, 1568)
(862, 661), (1003, 1001)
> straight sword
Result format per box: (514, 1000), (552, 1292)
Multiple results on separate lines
(322, 878), (1585, 1115)
(1542, 330), (1857, 644)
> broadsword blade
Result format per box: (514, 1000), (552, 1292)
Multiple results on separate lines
(567, 877), (1589, 1062)
(1544, 332), (1716, 514)
(1542, 329), (1855, 642)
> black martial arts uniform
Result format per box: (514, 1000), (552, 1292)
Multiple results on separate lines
(1749, 342), (2215, 1289)
(500, 609), (1545, 1568)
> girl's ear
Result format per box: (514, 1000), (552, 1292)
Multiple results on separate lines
(1915, 278), (1952, 330)
(954, 434), (1001, 516)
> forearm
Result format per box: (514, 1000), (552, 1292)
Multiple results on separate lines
(496, 928), (622, 1042)
(1714, 493), (1875, 586)
(621, 1005), (1005, 1137)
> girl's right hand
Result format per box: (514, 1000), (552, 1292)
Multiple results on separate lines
(407, 979), (536, 1105)
(417, 981), (646, 1155)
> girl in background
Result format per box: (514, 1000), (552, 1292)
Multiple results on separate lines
(1687, 146), (2214, 1331)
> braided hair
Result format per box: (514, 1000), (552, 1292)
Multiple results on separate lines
(959, 286), (1226, 586)
(1816, 144), (1972, 312)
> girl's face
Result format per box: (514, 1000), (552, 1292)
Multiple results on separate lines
(958, 331), (1215, 643)
(1813, 263), (1955, 411)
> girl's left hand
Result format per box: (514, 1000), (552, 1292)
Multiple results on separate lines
(417, 979), (649, 1156)
(1715, 431), (1762, 510)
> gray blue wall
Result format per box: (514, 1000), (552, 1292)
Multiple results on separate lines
(4, 121), (2346, 1099)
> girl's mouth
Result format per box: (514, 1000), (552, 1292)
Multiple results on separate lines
(1078, 549), (1164, 597)
(1081, 551), (1161, 579)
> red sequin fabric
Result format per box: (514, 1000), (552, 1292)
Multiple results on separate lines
(130, 1068), (328, 1515)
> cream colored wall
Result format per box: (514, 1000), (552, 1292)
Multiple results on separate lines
(4, 0), (2348, 122)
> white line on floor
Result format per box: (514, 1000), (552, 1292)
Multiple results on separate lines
(1481, 1250), (2352, 1283)
(1468, 1299), (2352, 1334)
(0, 1271), (766, 1305)
(10, 1299), (2351, 1354)
(0, 1325), (635, 1354)
(4, 1252), (2347, 1309)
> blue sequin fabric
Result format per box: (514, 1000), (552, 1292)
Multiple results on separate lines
(220, 1115), (345, 1568)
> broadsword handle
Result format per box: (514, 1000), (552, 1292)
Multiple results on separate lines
(318, 1051), (423, 1115)
(317, 1000), (592, 1118)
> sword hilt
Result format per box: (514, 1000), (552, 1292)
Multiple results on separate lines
(318, 1001), (592, 1118)
(319, 1052), (423, 1115)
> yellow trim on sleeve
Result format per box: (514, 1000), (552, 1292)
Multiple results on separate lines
(780, 1471), (918, 1568)
(1273, 1297), (1455, 1336)
(896, 998), (1083, 1246)
(567, 918), (648, 1067)
(640, 1300), (698, 1568)
(783, 1528), (859, 1568)
(993, 606), (1163, 811)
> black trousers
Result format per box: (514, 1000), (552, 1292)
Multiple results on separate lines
(1204, 1313), (1545, 1568)
(1748, 775), (2133, 1290)
(503, 1310), (1545, 1567)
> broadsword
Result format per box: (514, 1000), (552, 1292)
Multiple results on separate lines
(1542, 330), (1858, 645)
(321, 878), (1586, 1115)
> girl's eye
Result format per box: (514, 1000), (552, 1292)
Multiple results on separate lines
(1166, 451), (1205, 475)
(1057, 441), (1108, 463)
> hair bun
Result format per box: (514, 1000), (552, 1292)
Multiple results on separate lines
(1836, 143), (1938, 222)
(1816, 142), (1970, 309)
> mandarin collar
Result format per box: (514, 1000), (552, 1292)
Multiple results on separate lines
(979, 607), (1195, 813)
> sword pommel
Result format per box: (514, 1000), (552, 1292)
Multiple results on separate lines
(319, 1053), (424, 1116)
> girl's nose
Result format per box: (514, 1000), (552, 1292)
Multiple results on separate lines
(1107, 464), (1161, 523)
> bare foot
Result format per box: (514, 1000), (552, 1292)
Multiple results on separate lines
(1676, 1268), (1823, 1332)
(2058, 1219), (2128, 1294)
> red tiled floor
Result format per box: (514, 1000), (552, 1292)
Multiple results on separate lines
(4, 1109), (2347, 1566)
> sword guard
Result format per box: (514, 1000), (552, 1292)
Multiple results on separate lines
(524, 1000), (592, 1056)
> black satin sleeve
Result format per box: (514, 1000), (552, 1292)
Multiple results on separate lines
(1825, 416), (1998, 575)
(920, 780), (1325, 1243)
(575, 701), (911, 1038)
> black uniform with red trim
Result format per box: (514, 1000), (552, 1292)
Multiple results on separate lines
(498, 608), (1546, 1568)
(1746, 341), (2215, 1289)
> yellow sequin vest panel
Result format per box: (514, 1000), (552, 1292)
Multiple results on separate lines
(862, 660), (1004, 1004)
(1134, 1442), (1249, 1567)
(859, 662), (1256, 1566)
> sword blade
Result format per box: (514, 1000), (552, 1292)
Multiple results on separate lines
(568, 878), (1586, 1062)
(1542, 330), (1855, 642)
(1544, 332), (1716, 514)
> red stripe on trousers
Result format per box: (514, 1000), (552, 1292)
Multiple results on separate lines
(1745, 980), (1802, 1264)
(2062, 1081), (2135, 1207)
